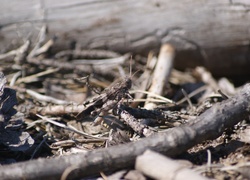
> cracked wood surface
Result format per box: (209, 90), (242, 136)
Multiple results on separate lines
(1, 0), (250, 76)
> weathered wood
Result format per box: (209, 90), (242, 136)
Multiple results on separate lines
(0, 83), (250, 180)
(136, 150), (208, 180)
(1, 0), (250, 76)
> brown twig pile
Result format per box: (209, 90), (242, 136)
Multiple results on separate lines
(0, 28), (250, 180)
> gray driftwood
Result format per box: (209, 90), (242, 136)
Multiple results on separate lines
(0, 83), (250, 179)
(1, 1), (250, 76)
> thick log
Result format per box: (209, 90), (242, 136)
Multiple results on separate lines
(1, 0), (250, 76)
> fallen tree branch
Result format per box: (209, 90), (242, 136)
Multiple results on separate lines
(1, 83), (250, 179)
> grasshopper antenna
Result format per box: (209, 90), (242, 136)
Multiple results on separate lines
(129, 55), (133, 77)
(129, 56), (140, 78)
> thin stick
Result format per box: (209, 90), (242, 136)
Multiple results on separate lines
(28, 25), (47, 58)
(16, 68), (59, 84)
(206, 149), (212, 168)
(181, 89), (194, 111)
(33, 39), (54, 56)
(144, 44), (175, 109)
(217, 89), (229, 99)
(30, 137), (47, 160)
(9, 71), (22, 87)
(27, 104), (86, 116)
(131, 89), (174, 103)
(195, 67), (218, 91)
(26, 89), (71, 105)
(131, 52), (156, 107)
(0, 40), (30, 60)
(36, 114), (107, 140)
(176, 85), (207, 105)
(136, 150), (208, 180)
(72, 53), (130, 65)
(131, 98), (169, 103)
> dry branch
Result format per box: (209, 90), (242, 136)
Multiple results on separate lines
(27, 53), (130, 77)
(136, 150), (208, 180)
(26, 104), (85, 116)
(118, 105), (155, 137)
(1, 83), (250, 179)
(144, 44), (175, 109)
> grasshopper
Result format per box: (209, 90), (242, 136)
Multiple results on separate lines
(76, 75), (133, 124)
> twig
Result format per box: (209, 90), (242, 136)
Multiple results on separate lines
(15, 68), (59, 84)
(176, 85), (207, 105)
(132, 52), (157, 107)
(36, 114), (107, 140)
(9, 71), (22, 87)
(132, 98), (170, 103)
(181, 89), (195, 111)
(25, 104), (86, 116)
(0, 49), (18, 60)
(118, 104), (171, 121)
(16, 87), (72, 105)
(55, 49), (121, 59)
(206, 149), (212, 168)
(28, 25), (47, 58)
(218, 77), (236, 95)
(51, 139), (105, 148)
(0, 40), (30, 61)
(72, 53), (130, 65)
(131, 89), (174, 104)
(30, 136), (47, 159)
(144, 44), (175, 109)
(14, 40), (30, 64)
(194, 66), (218, 91)
(27, 54), (129, 77)
(118, 105), (155, 137)
(32, 39), (54, 57)
(217, 89), (229, 100)
(60, 166), (79, 180)
(136, 150), (208, 180)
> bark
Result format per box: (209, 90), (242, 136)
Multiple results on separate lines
(1, 0), (250, 76)
(0, 83), (250, 179)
